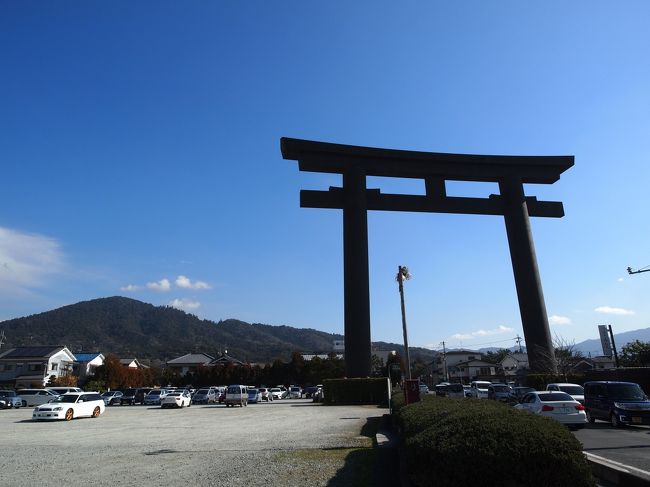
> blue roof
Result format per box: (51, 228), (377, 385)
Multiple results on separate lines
(74, 353), (101, 362)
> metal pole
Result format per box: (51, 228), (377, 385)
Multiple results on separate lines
(398, 266), (412, 380)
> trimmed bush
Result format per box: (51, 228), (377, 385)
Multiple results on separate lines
(323, 378), (389, 405)
(397, 396), (595, 487)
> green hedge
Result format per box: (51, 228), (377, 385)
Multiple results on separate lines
(395, 396), (594, 487)
(323, 378), (389, 405)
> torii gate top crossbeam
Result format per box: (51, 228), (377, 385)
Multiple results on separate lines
(281, 137), (574, 184)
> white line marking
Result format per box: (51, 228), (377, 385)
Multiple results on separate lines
(584, 451), (650, 478)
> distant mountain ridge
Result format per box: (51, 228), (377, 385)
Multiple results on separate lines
(0, 296), (436, 363)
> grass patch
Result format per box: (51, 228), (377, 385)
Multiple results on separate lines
(274, 447), (377, 486)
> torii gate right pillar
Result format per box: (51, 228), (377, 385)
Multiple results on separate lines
(500, 177), (557, 374)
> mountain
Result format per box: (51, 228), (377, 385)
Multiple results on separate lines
(573, 327), (650, 356)
(0, 297), (436, 364)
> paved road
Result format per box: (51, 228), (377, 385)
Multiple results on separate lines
(574, 421), (650, 474)
(1, 399), (387, 487)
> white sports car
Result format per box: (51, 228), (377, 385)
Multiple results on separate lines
(161, 391), (192, 408)
(32, 392), (105, 421)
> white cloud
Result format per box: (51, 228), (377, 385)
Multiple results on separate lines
(0, 226), (64, 292)
(594, 306), (635, 316)
(450, 325), (514, 341)
(549, 315), (572, 325)
(147, 278), (171, 292)
(175, 275), (211, 290)
(120, 284), (141, 292)
(617, 277), (624, 282)
(168, 298), (200, 311)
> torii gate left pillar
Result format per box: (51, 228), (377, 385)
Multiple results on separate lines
(282, 137), (573, 378)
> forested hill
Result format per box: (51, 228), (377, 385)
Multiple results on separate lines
(0, 297), (436, 363)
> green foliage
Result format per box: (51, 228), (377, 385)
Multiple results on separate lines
(322, 378), (389, 405)
(395, 396), (595, 487)
(483, 348), (511, 364)
(620, 340), (650, 367)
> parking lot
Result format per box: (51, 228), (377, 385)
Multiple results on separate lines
(1, 398), (386, 487)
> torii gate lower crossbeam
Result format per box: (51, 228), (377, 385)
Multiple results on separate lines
(282, 137), (573, 377)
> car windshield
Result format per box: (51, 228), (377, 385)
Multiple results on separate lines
(249, 389), (258, 393)
(0, 391), (17, 397)
(447, 384), (463, 392)
(148, 391), (161, 396)
(290, 387), (299, 391)
(52, 395), (79, 403)
(270, 388), (280, 392)
(538, 392), (573, 402)
(608, 384), (646, 401)
(168, 393), (181, 397)
(492, 386), (510, 392)
(197, 389), (209, 394)
(559, 385), (584, 395)
(123, 389), (137, 395)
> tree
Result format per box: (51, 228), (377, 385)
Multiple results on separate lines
(483, 349), (511, 365)
(620, 340), (650, 367)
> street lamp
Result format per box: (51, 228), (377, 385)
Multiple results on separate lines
(396, 265), (412, 380)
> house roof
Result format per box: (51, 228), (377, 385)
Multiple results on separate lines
(454, 359), (495, 367)
(0, 346), (72, 360)
(502, 353), (528, 363)
(73, 353), (103, 363)
(210, 353), (244, 366)
(166, 353), (215, 365)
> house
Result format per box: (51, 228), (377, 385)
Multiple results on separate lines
(301, 353), (344, 361)
(500, 353), (529, 377)
(431, 350), (481, 382)
(119, 358), (149, 369)
(572, 356), (616, 372)
(448, 359), (499, 382)
(73, 352), (105, 380)
(0, 346), (76, 388)
(210, 352), (245, 367)
(166, 353), (215, 375)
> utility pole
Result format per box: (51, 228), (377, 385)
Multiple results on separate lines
(440, 341), (448, 382)
(396, 266), (412, 380)
(515, 335), (523, 353)
(0, 330), (5, 351)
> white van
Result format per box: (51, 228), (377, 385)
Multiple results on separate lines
(225, 385), (248, 407)
(470, 381), (491, 399)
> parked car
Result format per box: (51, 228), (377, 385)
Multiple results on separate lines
(225, 385), (248, 407)
(514, 391), (586, 429)
(192, 388), (218, 405)
(463, 385), (472, 398)
(546, 383), (585, 404)
(16, 389), (59, 407)
(419, 383), (430, 394)
(512, 386), (536, 403)
(269, 387), (284, 401)
(258, 387), (273, 402)
(469, 381), (491, 399)
(47, 387), (83, 395)
(445, 383), (466, 399)
(135, 388), (153, 404)
(161, 391), (192, 408)
(32, 392), (105, 421)
(0, 390), (22, 408)
(313, 386), (325, 403)
(144, 389), (169, 406)
(120, 388), (138, 405)
(487, 384), (513, 402)
(289, 386), (302, 399)
(434, 384), (448, 397)
(101, 390), (123, 406)
(248, 388), (261, 404)
(584, 381), (650, 428)
(304, 386), (318, 398)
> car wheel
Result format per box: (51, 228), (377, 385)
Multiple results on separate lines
(65, 409), (74, 421)
(586, 410), (595, 424)
(92, 406), (101, 418)
(611, 413), (623, 428)
(22, 400), (27, 407)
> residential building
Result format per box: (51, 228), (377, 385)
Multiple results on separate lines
(73, 353), (105, 380)
(431, 350), (482, 383)
(500, 353), (529, 377)
(119, 358), (148, 369)
(166, 353), (214, 375)
(0, 346), (76, 388)
(448, 359), (499, 382)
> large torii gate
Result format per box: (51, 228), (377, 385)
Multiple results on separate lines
(281, 137), (573, 377)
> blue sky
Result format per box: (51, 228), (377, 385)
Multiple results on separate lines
(2, 2), (650, 355)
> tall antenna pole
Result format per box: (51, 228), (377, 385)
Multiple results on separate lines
(515, 334), (523, 353)
(440, 341), (448, 382)
(396, 266), (412, 380)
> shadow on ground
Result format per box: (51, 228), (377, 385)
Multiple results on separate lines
(326, 416), (399, 487)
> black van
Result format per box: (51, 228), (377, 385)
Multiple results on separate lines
(584, 381), (650, 428)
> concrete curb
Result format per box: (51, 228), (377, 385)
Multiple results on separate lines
(585, 452), (650, 487)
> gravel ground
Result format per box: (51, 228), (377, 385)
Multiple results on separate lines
(1, 399), (386, 486)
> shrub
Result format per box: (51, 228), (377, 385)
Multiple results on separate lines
(323, 378), (389, 405)
(397, 396), (595, 487)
